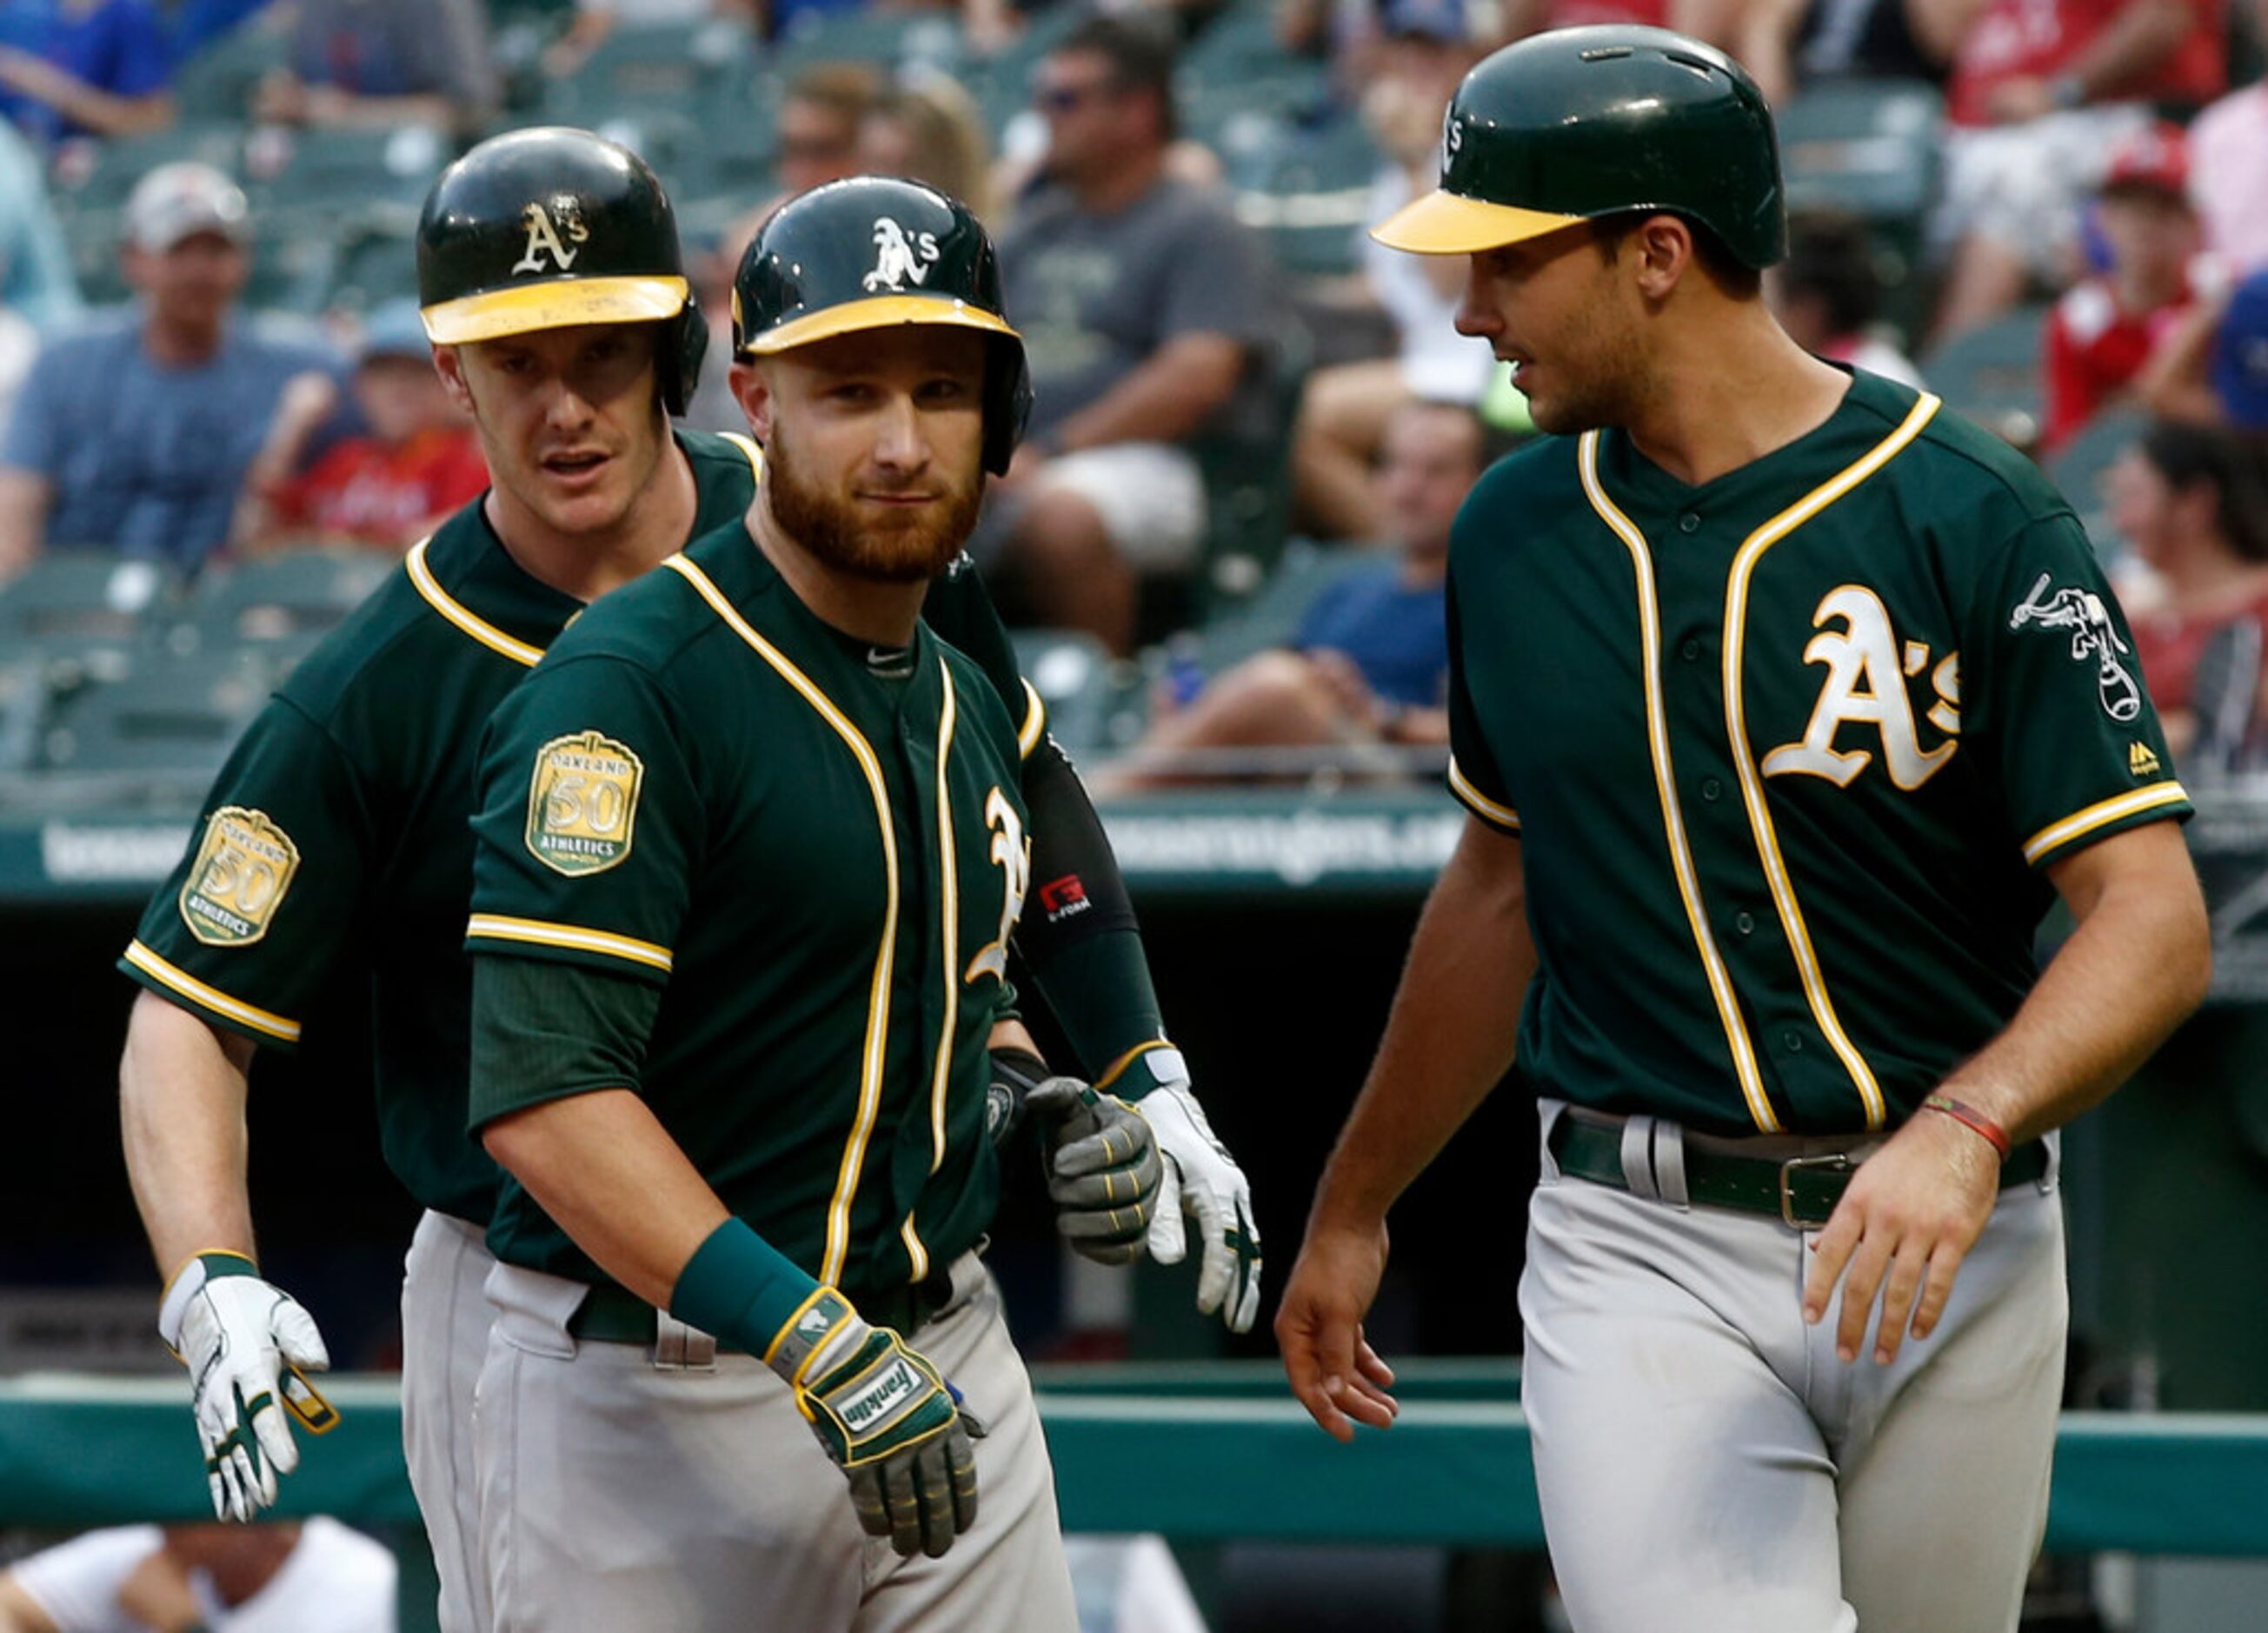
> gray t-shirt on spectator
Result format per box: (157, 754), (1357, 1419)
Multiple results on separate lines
(289, 0), (499, 117)
(1001, 176), (1276, 445)
(2, 314), (343, 569)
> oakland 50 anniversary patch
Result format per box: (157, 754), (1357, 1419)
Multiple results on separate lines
(180, 806), (302, 946)
(527, 730), (644, 876)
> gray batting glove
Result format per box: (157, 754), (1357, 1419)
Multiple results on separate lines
(1140, 1073), (1263, 1334)
(1028, 1076), (1164, 1263)
(160, 1252), (333, 1522)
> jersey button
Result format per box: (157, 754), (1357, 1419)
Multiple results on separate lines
(1735, 910), (1756, 936)
(1679, 637), (1702, 663)
(1699, 776), (1723, 801)
(1678, 511), (1700, 534)
(1782, 1030), (1806, 1053)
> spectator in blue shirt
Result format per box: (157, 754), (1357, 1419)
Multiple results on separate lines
(0, 160), (341, 579)
(1096, 398), (1488, 791)
(0, 0), (173, 147)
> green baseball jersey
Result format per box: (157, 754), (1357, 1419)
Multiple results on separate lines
(1447, 370), (2191, 1137)
(464, 521), (1028, 1300)
(120, 428), (1043, 1225)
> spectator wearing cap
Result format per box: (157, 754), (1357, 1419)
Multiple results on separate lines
(0, 0), (174, 148)
(988, 11), (1277, 654)
(1928, 0), (2226, 345)
(1770, 207), (1925, 389)
(1291, 0), (1491, 541)
(0, 161), (343, 581)
(232, 299), (487, 555)
(2135, 262), (2268, 432)
(2188, 0), (2268, 274)
(2041, 121), (2207, 452)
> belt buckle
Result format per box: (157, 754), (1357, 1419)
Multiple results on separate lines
(1778, 1153), (1856, 1230)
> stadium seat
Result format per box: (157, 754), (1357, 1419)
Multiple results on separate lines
(39, 649), (269, 777)
(770, 8), (967, 78)
(176, 548), (396, 654)
(541, 18), (757, 122)
(1920, 304), (2052, 449)
(0, 552), (178, 685)
(1778, 77), (1945, 343)
(170, 21), (290, 125)
(1010, 627), (1123, 756)
(299, 207), (424, 319)
(1227, 110), (1379, 279)
(2048, 406), (2148, 563)
(0, 656), (46, 775)
(1184, 314), (1316, 625)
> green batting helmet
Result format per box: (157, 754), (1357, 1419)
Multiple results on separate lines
(1373, 25), (1786, 270)
(416, 125), (708, 415)
(733, 176), (1032, 477)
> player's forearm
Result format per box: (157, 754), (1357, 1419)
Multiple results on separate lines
(1939, 822), (2207, 1145)
(480, 1090), (729, 1309)
(1312, 819), (1534, 1226)
(120, 993), (261, 1278)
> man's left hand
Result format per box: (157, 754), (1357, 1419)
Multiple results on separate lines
(1801, 1109), (2004, 1365)
(1029, 1076), (1164, 1263)
(1141, 1079), (1262, 1333)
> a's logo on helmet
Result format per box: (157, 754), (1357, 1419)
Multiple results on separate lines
(1443, 108), (1463, 161)
(512, 200), (589, 276)
(863, 217), (941, 293)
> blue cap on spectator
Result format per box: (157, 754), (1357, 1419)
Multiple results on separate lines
(357, 299), (435, 363)
(2211, 270), (2268, 431)
(1380, 0), (1471, 43)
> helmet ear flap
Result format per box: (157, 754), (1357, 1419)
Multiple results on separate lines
(660, 290), (709, 417)
(983, 334), (1032, 477)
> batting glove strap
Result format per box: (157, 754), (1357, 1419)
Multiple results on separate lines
(157, 1250), (261, 1354)
(1029, 1075), (1164, 1263)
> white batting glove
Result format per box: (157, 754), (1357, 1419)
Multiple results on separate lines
(1134, 1057), (1262, 1334)
(159, 1252), (333, 1522)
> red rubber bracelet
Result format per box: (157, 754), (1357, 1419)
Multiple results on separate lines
(1922, 1094), (2012, 1161)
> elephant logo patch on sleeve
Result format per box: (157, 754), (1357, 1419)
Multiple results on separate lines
(526, 730), (644, 876)
(180, 807), (302, 946)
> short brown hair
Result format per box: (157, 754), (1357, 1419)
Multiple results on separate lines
(1590, 210), (1763, 302)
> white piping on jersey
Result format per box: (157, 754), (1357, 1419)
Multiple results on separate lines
(2022, 782), (2190, 865)
(901, 658), (965, 1282)
(123, 940), (303, 1043)
(661, 553), (897, 1288)
(1448, 756), (1520, 832)
(1017, 678), (1047, 759)
(1578, 435), (1779, 1134)
(1719, 391), (1942, 1131)
(405, 537), (545, 668)
(721, 432), (766, 484)
(463, 914), (673, 973)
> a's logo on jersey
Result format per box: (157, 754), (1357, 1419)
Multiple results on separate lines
(2128, 741), (2162, 778)
(526, 730), (644, 876)
(180, 807), (301, 946)
(1761, 586), (1960, 790)
(964, 786), (1029, 987)
(511, 200), (589, 275)
(862, 217), (941, 292)
(2009, 572), (2143, 722)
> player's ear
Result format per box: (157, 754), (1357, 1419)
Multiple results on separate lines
(432, 344), (476, 416)
(730, 360), (774, 444)
(1628, 214), (1696, 302)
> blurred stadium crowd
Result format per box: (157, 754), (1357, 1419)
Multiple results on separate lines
(0, 0), (2263, 801)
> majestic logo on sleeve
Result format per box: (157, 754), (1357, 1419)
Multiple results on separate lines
(2008, 572), (2143, 722)
(1762, 586), (1960, 790)
(180, 807), (301, 946)
(964, 787), (1030, 987)
(526, 730), (644, 876)
(511, 200), (589, 275)
(862, 218), (941, 292)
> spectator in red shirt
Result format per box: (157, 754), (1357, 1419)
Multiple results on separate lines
(234, 301), (487, 554)
(2110, 417), (2268, 761)
(2042, 122), (2205, 451)
(1930, 0), (2225, 344)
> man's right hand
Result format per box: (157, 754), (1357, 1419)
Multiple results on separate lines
(768, 1289), (978, 1559)
(159, 1252), (332, 1522)
(1275, 1215), (1400, 1443)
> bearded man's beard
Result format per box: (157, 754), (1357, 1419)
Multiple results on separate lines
(765, 421), (983, 583)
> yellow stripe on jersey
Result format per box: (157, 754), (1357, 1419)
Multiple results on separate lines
(662, 554), (898, 1288)
(407, 538), (545, 668)
(123, 940), (303, 1043)
(1578, 434), (1779, 1135)
(2022, 782), (2191, 865)
(903, 658), (965, 1283)
(1095, 1038), (1178, 1094)
(1448, 757), (1520, 832)
(1017, 678), (1046, 760)
(1719, 391), (1941, 1131)
(465, 914), (674, 973)
(721, 432), (765, 483)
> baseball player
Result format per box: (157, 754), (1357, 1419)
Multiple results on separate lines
(115, 131), (1250, 1630)
(459, 176), (1100, 1629)
(1275, 28), (2210, 1632)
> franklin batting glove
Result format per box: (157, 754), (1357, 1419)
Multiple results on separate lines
(768, 1289), (977, 1559)
(1138, 1071), (1263, 1334)
(159, 1252), (336, 1522)
(1021, 1063), (1163, 1264)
